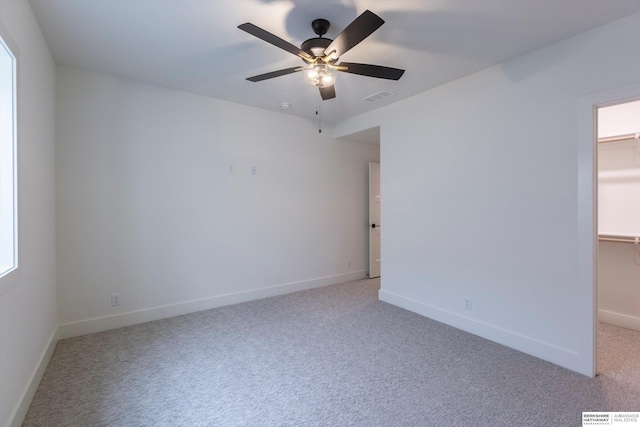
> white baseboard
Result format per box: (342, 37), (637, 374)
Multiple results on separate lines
(378, 289), (586, 375)
(58, 270), (368, 339)
(6, 327), (58, 427)
(599, 309), (640, 332)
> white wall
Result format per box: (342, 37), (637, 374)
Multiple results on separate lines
(0, 1), (57, 426)
(335, 12), (640, 376)
(598, 173), (640, 236)
(55, 66), (379, 336)
(598, 100), (640, 139)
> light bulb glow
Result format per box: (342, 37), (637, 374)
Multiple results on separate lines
(305, 64), (336, 88)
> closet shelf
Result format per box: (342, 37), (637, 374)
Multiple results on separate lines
(598, 132), (640, 143)
(598, 234), (638, 243)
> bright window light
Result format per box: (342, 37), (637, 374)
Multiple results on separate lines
(0, 34), (17, 278)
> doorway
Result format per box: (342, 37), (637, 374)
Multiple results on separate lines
(595, 99), (640, 375)
(337, 126), (381, 280)
(369, 162), (381, 278)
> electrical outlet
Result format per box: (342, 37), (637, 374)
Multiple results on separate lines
(251, 166), (257, 175)
(464, 298), (472, 311)
(347, 260), (351, 269)
(111, 293), (121, 307)
(228, 164), (235, 174)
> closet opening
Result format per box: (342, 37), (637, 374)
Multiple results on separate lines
(596, 99), (640, 375)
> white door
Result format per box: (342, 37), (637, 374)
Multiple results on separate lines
(369, 162), (381, 278)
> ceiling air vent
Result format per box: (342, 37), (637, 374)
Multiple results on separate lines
(362, 90), (395, 103)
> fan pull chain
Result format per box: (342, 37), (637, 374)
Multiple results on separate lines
(316, 105), (322, 133)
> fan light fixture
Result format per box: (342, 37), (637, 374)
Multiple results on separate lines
(305, 64), (336, 88)
(239, 10), (405, 101)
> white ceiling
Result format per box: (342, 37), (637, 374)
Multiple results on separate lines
(29, 0), (640, 124)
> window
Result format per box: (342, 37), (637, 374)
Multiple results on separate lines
(0, 34), (17, 279)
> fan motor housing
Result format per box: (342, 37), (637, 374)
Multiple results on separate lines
(301, 37), (332, 58)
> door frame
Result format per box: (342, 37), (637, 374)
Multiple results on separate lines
(577, 82), (640, 377)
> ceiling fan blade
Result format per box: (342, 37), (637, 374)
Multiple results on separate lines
(324, 10), (384, 58)
(319, 85), (336, 100)
(338, 62), (405, 80)
(246, 67), (302, 82)
(238, 23), (312, 60)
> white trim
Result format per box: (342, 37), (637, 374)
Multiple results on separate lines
(599, 310), (640, 332)
(5, 328), (57, 427)
(58, 270), (368, 339)
(378, 289), (584, 375)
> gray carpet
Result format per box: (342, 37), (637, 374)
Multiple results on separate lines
(23, 278), (640, 426)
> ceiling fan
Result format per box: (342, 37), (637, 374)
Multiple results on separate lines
(238, 10), (405, 100)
